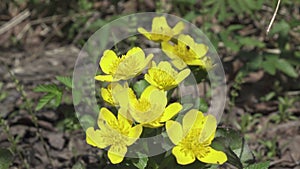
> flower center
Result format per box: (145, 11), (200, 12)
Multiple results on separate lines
(133, 98), (151, 112)
(180, 128), (210, 158)
(174, 44), (197, 62)
(149, 68), (176, 88)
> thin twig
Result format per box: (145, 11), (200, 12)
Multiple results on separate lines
(0, 10), (30, 35)
(267, 0), (281, 34)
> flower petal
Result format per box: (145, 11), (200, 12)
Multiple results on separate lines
(101, 87), (114, 105)
(152, 16), (170, 33)
(197, 147), (227, 165)
(194, 43), (209, 58)
(94, 75), (113, 82)
(166, 120), (183, 145)
(86, 127), (110, 148)
(175, 69), (190, 84)
(137, 27), (152, 40)
(183, 109), (204, 133)
(199, 115), (217, 143)
(172, 21), (184, 35)
(172, 145), (195, 165)
(100, 50), (118, 74)
(140, 85), (158, 99)
(126, 47), (145, 59)
(160, 103), (182, 122)
(99, 107), (118, 128)
(108, 145), (127, 164)
(171, 59), (188, 70)
(126, 124), (143, 145)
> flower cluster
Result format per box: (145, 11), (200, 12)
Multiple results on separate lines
(86, 16), (226, 166)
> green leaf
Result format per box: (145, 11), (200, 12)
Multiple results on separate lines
(244, 161), (270, 169)
(56, 76), (73, 89)
(72, 161), (86, 169)
(198, 98), (208, 112)
(238, 37), (265, 48)
(54, 92), (63, 108)
(35, 93), (56, 111)
(133, 153), (148, 169)
(133, 80), (149, 97)
(212, 128), (255, 168)
(0, 148), (13, 169)
(269, 20), (290, 36)
(275, 59), (298, 78)
(34, 84), (61, 94)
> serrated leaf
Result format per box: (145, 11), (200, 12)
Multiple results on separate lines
(34, 84), (61, 94)
(244, 161), (270, 169)
(0, 148), (13, 169)
(54, 92), (63, 108)
(56, 76), (73, 89)
(275, 59), (298, 78)
(35, 93), (56, 111)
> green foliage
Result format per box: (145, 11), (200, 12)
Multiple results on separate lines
(133, 153), (148, 169)
(212, 128), (255, 169)
(34, 85), (63, 111)
(0, 148), (13, 169)
(271, 96), (297, 123)
(34, 76), (73, 111)
(56, 76), (73, 89)
(133, 80), (149, 97)
(244, 161), (270, 169)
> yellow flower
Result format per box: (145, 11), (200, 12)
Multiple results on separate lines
(95, 47), (153, 82)
(119, 86), (182, 128)
(86, 107), (142, 164)
(166, 109), (227, 165)
(145, 61), (190, 90)
(138, 16), (184, 42)
(101, 83), (135, 106)
(162, 34), (212, 70)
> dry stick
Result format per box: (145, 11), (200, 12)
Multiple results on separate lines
(0, 10), (30, 35)
(267, 0), (281, 34)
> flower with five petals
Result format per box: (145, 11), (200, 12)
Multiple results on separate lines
(86, 107), (142, 164)
(138, 16), (184, 42)
(95, 47), (153, 82)
(166, 109), (227, 165)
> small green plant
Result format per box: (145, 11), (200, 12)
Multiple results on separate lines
(258, 138), (278, 159)
(271, 96), (297, 123)
(34, 76), (72, 111)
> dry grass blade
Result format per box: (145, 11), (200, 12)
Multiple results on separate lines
(267, 0), (281, 34)
(0, 10), (30, 35)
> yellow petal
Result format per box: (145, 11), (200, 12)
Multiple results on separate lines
(141, 53), (154, 69)
(86, 127), (110, 148)
(126, 47), (145, 59)
(99, 108), (117, 127)
(108, 145), (127, 164)
(194, 43), (209, 58)
(172, 145), (195, 165)
(117, 113), (132, 130)
(185, 59), (205, 66)
(137, 27), (152, 40)
(143, 121), (164, 128)
(199, 115), (217, 143)
(183, 109), (204, 133)
(100, 50), (119, 74)
(160, 103), (182, 122)
(144, 73), (159, 88)
(94, 75), (113, 82)
(197, 147), (227, 165)
(152, 16), (170, 33)
(161, 42), (175, 58)
(101, 87), (114, 105)
(171, 59), (188, 70)
(126, 124), (143, 145)
(166, 120), (183, 145)
(175, 69), (190, 84)
(140, 85), (157, 99)
(172, 21), (184, 35)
